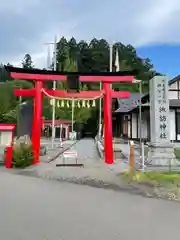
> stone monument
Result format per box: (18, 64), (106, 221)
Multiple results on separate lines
(17, 101), (33, 139)
(147, 76), (178, 168)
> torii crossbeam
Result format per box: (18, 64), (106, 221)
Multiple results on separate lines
(5, 66), (134, 165)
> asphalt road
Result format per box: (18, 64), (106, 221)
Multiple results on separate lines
(0, 170), (180, 240)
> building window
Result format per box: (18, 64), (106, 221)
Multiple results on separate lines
(176, 112), (180, 134)
(124, 115), (130, 121)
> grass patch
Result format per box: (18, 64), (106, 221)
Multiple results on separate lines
(121, 170), (180, 186)
(174, 148), (180, 159)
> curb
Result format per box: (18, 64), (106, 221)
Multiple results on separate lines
(16, 169), (180, 202)
(5, 165), (180, 202)
(16, 168), (151, 198)
(94, 137), (128, 160)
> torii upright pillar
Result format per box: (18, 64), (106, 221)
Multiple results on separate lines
(32, 80), (43, 164)
(79, 75), (134, 164)
(103, 83), (113, 164)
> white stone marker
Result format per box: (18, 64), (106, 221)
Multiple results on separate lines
(148, 76), (177, 168)
(150, 75), (169, 144)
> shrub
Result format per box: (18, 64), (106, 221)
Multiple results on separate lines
(12, 143), (33, 168)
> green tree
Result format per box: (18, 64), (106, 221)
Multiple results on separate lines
(0, 80), (34, 123)
(22, 54), (33, 69)
(0, 36), (163, 130)
(68, 37), (78, 61)
(0, 63), (13, 82)
(89, 38), (109, 72)
(77, 40), (92, 72)
(55, 53), (92, 123)
(56, 37), (69, 71)
(53, 36), (163, 125)
(0, 82), (15, 122)
(42, 96), (52, 120)
(56, 37), (162, 91)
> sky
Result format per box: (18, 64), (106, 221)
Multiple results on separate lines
(1, 0), (180, 79)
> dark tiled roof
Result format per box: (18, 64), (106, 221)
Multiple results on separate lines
(170, 99), (180, 107)
(4, 65), (138, 77)
(115, 93), (147, 113)
(116, 99), (180, 113)
(169, 75), (180, 85)
(130, 100), (180, 110)
(115, 75), (180, 113)
(137, 76), (180, 103)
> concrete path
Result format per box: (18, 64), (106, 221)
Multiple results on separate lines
(0, 170), (180, 239)
(53, 138), (100, 166)
(44, 138), (130, 175)
(17, 138), (130, 192)
(40, 138), (76, 163)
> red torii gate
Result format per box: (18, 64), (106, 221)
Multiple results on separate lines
(5, 66), (134, 165)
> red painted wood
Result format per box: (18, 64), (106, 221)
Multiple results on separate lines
(10, 71), (134, 83)
(5, 146), (13, 168)
(32, 80), (43, 164)
(103, 83), (114, 164)
(0, 124), (16, 131)
(111, 91), (131, 98)
(11, 70), (133, 165)
(14, 89), (103, 98)
(14, 88), (130, 99)
(11, 72), (67, 81)
(79, 75), (134, 83)
(14, 89), (35, 96)
(44, 90), (104, 98)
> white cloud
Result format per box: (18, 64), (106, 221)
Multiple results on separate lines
(136, 0), (180, 45)
(0, 0), (180, 68)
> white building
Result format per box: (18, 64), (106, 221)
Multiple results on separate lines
(113, 76), (180, 141)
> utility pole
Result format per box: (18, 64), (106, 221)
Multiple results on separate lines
(52, 36), (57, 148)
(98, 81), (102, 138)
(46, 44), (51, 70)
(139, 80), (142, 154)
(134, 79), (142, 156)
(45, 35), (57, 148)
(72, 99), (75, 133)
(19, 89), (22, 103)
(99, 43), (113, 139)
(109, 44), (113, 73)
